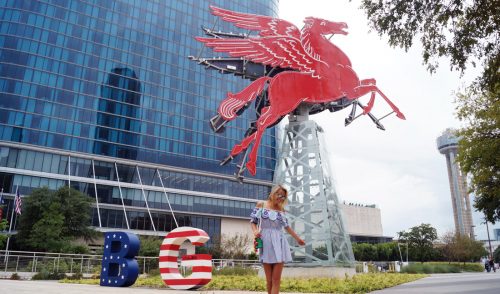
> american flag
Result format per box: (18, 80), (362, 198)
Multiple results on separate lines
(14, 188), (22, 215)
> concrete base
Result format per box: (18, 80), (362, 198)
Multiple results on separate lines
(259, 266), (356, 279)
(0, 271), (95, 280)
(0, 271), (36, 280)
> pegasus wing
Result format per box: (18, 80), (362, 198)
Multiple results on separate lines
(196, 36), (317, 75)
(210, 6), (300, 38)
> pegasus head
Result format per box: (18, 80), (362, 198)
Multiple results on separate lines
(304, 17), (348, 36)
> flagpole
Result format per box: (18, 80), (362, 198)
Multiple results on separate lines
(0, 188), (3, 221)
(4, 185), (18, 263)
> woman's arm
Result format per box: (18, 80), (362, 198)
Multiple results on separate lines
(251, 222), (260, 238)
(250, 201), (265, 237)
(285, 226), (305, 246)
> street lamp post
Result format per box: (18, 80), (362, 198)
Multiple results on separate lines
(406, 242), (409, 263)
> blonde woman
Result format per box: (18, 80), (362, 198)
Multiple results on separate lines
(250, 184), (305, 294)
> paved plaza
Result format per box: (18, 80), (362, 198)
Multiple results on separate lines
(0, 279), (310, 294)
(1, 272), (500, 293)
(372, 272), (500, 294)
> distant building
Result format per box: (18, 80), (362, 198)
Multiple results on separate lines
(481, 240), (500, 257)
(341, 203), (392, 243)
(494, 229), (500, 241)
(437, 129), (475, 239)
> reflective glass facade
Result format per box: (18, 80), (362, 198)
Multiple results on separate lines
(0, 0), (278, 238)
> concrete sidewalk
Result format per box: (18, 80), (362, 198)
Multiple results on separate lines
(0, 279), (317, 294)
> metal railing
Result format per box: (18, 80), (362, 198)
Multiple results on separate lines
(0, 250), (260, 275)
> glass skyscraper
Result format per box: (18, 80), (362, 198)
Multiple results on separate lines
(0, 0), (278, 241)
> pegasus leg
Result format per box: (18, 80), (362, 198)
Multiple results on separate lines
(362, 92), (376, 115)
(352, 84), (405, 119)
(219, 131), (257, 166)
(245, 96), (307, 175)
(230, 132), (257, 157)
(360, 79), (376, 115)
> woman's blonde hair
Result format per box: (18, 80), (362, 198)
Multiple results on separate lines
(267, 184), (288, 211)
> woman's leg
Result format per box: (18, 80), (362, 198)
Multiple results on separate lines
(263, 263), (273, 294)
(271, 263), (284, 294)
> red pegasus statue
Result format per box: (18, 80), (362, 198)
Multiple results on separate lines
(196, 6), (405, 176)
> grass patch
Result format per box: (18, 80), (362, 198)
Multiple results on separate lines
(401, 262), (483, 274)
(62, 273), (426, 293)
(429, 262), (484, 272)
(213, 266), (258, 276)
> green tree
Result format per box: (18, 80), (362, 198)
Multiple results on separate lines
(398, 223), (438, 262)
(205, 233), (252, 260)
(16, 186), (97, 252)
(359, 0), (499, 92)
(455, 87), (500, 223)
(441, 231), (487, 262)
(377, 242), (400, 261)
(28, 202), (66, 251)
(139, 236), (163, 256)
(219, 233), (252, 259)
(352, 243), (377, 261)
(54, 186), (96, 240)
(493, 246), (500, 263)
(0, 218), (7, 247)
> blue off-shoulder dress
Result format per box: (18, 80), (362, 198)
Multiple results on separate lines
(250, 207), (293, 264)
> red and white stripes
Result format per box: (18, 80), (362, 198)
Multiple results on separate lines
(159, 227), (212, 290)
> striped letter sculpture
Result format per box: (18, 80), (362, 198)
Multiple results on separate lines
(159, 227), (212, 290)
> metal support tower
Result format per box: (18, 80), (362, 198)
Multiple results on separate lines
(274, 107), (355, 267)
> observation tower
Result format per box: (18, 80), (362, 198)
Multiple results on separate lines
(437, 129), (474, 239)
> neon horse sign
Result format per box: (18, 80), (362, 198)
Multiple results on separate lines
(196, 6), (405, 176)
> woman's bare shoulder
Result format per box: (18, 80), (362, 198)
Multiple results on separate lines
(255, 201), (265, 208)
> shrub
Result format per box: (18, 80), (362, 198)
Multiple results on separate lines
(91, 268), (100, 279)
(460, 263), (484, 272)
(61, 273), (427, 293)
(428, 262), (483, 272)
(355, 263), (364, 273)
(10, 273), (21, 280)
(148, 268), (160, 276)
(401, 263), (466, 274)
(247, 252), (258, 260)
(367, 263), (377, 273)
(433, 264), (447, 273)
(62, 244), (90, 254)
(213, 266), (258, 276)
(66, 272), (84, 280)
(26, 258), (71, 274)
(32, 269), (66, 280)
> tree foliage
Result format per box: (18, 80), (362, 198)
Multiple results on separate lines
(352, 242), (401, 261)
(398, 223), (438, 262)
(138, 235), (163, 256)
(494, 246), (500, 263)
(207, 233), (252, 259)
(360, 0), (499, 92)
(0, 218), (7, 247)
(455, 86), (500, 223)
(16, 186), (97, 252)
(441, 231), (487, 262)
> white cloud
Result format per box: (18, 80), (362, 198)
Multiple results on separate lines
(278, 0), (497, 239)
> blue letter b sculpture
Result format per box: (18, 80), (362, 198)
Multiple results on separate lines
(100, 232), (140, 287)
